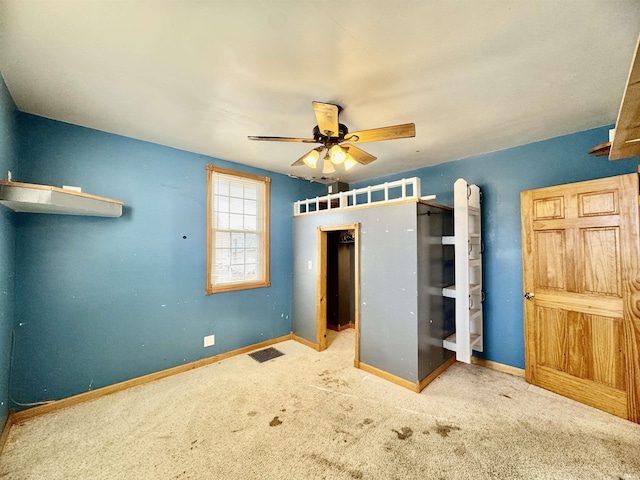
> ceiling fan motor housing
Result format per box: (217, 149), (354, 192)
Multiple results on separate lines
(313, 123), (349, 144)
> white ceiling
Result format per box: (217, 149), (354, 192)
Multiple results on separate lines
(1, 1), (639, 184)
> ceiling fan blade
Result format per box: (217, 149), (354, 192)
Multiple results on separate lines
(344, 123), (415, 144)
(312, 101), (339, 137)
(345, 145), (377, 165)
(248, 135), (317, 143)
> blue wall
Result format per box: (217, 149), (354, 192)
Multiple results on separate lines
(11, 114), (323, 406)
(352, 126), (640, 369)
(0, 76), (17, 428)
(7, 109), (639, 408)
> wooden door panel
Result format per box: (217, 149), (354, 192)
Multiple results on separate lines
(535, 307), (624, 390)
(580, 227), (621, 296)
(534, 230), (566, 290)
(578, 190), (619, 217)
(536, 306), (566, 370)
(522, 172), (640, 422)
(536, 366), (627, 419)
(588, 314), (625, 390)
(534, 196), (564, 219)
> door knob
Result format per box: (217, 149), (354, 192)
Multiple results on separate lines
(524, 292), (535, 300)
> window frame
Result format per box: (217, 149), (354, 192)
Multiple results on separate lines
(206, 165), (271, 294)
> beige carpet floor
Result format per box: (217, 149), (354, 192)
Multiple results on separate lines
(1, 329), (639, 479)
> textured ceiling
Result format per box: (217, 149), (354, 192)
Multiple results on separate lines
(1, 1), (639, 183)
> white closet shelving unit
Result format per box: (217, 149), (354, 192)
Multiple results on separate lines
(441, 178), (483, 364)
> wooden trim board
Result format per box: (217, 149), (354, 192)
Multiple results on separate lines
(471, 356), (525, 377)
(291, 333), (318, 351)
(0, 411), (15, 457)
(11, 333), (293, 424)
(357, 362), (420, 392)
(418, 356), (457, 392)
(358, 359), (455, 393)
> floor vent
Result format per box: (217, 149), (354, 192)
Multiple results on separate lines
(248, 347), (284, 363)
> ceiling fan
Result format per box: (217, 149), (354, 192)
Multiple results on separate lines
(248, 101), (416, 174)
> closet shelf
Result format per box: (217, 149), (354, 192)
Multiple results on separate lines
(442, 283), (481, 298)
(0, 181), (123, 217)
(443, 333), (482, 352)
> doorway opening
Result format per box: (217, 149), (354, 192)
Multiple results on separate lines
(316, 223), (360, 367)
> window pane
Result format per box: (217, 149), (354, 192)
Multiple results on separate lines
(215, 195), (229, 213)
(231, 250), (245, 265)
(246, 233), (258, 248)
(244, 185), (257, 200)
(246, 248), (257, 264)
(216, 179), (229, 196)
(230, 197), (244, 214)
(245, 264), (257, 280)
(230, 181), (244, 198)
(217, 212), (230, 229)
(230, 214), (244, 229)
(216, 248), (230, 265)
(214, 264), (230, 283)
(244, 199), (256, 215)
(244, 214), (256, 231)
(215, 231), (231, 248)
(230, 264), (245, 281)
(231, 232), (245, 248)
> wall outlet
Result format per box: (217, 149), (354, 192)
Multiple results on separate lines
(204, 334), (215, 347)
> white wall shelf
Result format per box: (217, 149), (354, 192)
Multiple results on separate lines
(0, 181), (123, 217)
(441, 178), (484, 364)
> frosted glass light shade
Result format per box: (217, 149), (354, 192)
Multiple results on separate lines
(344, 156), (357, 171)
(303, 149), (320, 168)
(322, 157), (336, 174)
(330, 144), (346, 164)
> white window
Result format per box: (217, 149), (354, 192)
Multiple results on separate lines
(206, 165), (270, 294)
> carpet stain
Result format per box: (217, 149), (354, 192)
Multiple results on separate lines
(319, 369), (349, 387)
(392, 427), (413, 440)
(335, 428), (356, 440)
(247, 411), (258, 417)
(454, 445), (467, 456)
(269, 416), (282, 427)
(357, 418), (374, 428)
(434, 422), (460, 437)
(309, 453), (363, 479)
(422, 430), (431, 435)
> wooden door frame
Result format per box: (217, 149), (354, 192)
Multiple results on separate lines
(316, 223), (360, 366)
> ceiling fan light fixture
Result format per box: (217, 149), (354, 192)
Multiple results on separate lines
(303, 148), (321, 168)
(322, 154), (336, 174)
(344, 155), (357, 171)
(330, 144), (347, 164)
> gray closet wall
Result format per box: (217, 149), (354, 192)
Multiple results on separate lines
(292, 201), (453, 384)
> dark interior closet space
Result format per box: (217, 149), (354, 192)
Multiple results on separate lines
(326, 230), (355, 331)
(417, 203), (456, 379)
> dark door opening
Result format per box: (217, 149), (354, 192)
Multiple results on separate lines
(326, 230), (355, 332)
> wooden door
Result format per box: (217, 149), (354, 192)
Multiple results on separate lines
(521, 172), (640, 422)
